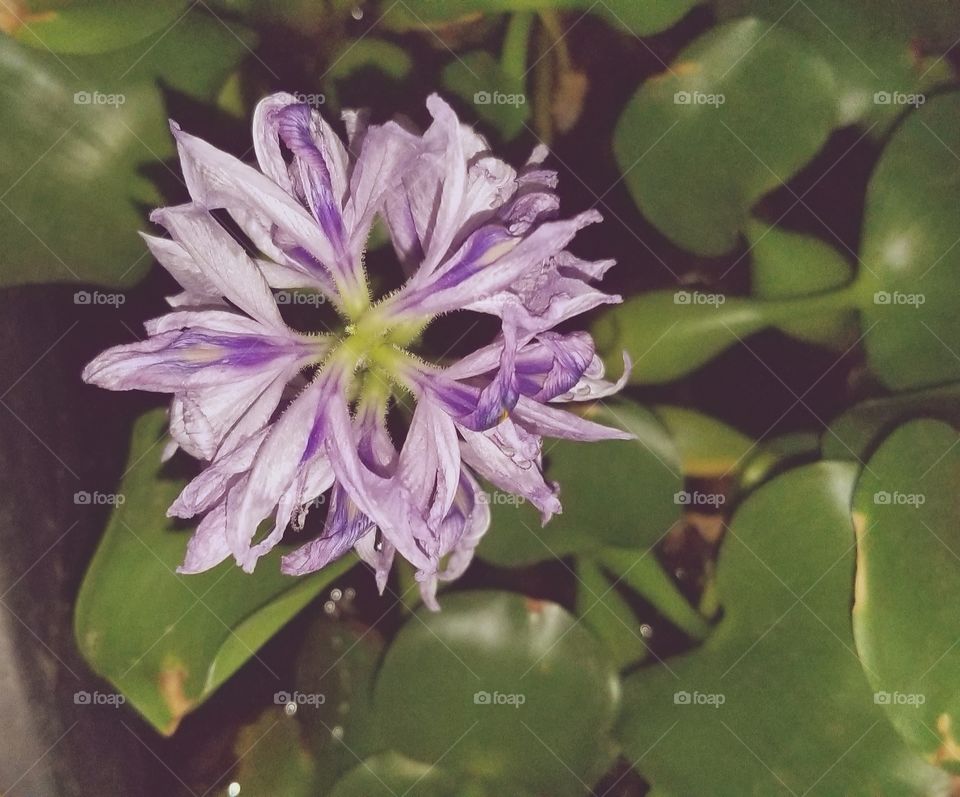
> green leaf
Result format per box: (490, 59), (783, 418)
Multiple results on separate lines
(373, 591), (620, 796)
(857, 93), (960, 390)
(74, 410), (355, 735)
(852, 419), (960, 771)
(14, 0), (189, 55)
(613, 18), (837, 256)
(593, 290), (770, 385)
(382, 0), (700, 37)
(822, 383), (960, 461)
(618, 461), (950, 795)
(327, 38), (413, 82)
(715, 0), (953, 126)
(442, 51), (529, 140)
(747, 220), (858, 348)
(477, 401), (682, 566)
(0, 19), (251, 287)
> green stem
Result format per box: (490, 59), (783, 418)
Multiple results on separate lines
(501, 12), (534, 79)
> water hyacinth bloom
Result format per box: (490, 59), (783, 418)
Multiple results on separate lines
(83, 92), (631, 609)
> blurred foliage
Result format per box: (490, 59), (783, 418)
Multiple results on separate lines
(0, 0), (953, 794)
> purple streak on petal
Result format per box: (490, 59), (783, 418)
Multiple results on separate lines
(281, 483), (374, 576)
(275, 103), (348, 259)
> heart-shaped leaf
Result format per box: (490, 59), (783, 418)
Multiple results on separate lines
(373, 591), (620, 796)
(852, 419), (960, 771)
(0, 18), (251, 287)
(857, 93), (960, 390)
(715, 0), (952, 126)
(613, 18), (837, 255)
(618, 461), (950, 794)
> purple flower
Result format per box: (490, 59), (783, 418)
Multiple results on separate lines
(83, 92), (631, 609)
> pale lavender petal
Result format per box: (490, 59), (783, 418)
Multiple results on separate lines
(150, 204), (285, 329)
(512, 396), (634, 442)
(177, 503), (231, 574)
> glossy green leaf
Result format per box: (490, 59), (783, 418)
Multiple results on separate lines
(74, 410), (355, 735)
(373, 591), (620, 796)
(14, 0), (188, 55)
(327, 38), (413, 81)
(852, 419), (960, 771)
(747, 221), (858, 348)
(442, 51), (529, 140)
(613, 19), (837, 256)
(857, 93), (960, 390)
(0, 20), (250, 287)
(618, 462), (950, 795)
(715, 0), (952, 126)
(822, 383), (960, 461)
(593, 290), (770, 385)
(477, 401), (681, 566)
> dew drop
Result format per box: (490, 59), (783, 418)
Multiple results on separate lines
(323, 600), (337, 615)
(345, 587), (356, 600)
(374, 528), (384, 552)
(351, 6), (363, 20)
(640, 624), (654, 639)
(332, 724), (345, 740)
(227, 782), (241, 797)
(330, 588), (343, 601)
(284, 701), (297, 717)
